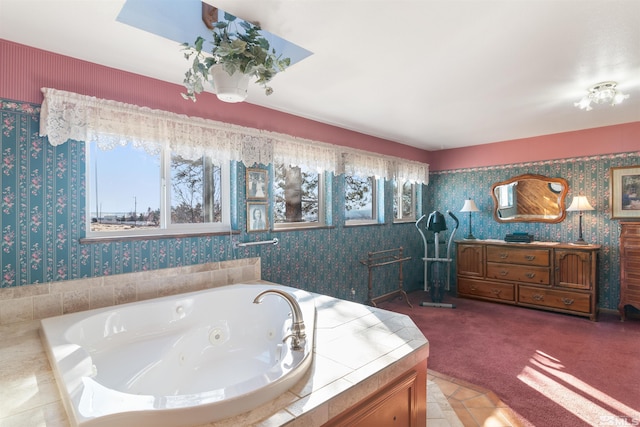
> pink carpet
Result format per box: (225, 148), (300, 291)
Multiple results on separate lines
(379, 292), (640, 427)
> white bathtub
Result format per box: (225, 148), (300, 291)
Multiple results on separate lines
(40, 283), (316, 427)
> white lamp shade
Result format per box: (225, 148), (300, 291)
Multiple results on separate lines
(566, 196), (594, 212)
(460, 199), (479, 213)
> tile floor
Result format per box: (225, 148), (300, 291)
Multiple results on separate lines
(428, 370), (524, 427)
(427, 376), (464, 427)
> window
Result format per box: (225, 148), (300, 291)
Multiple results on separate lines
(273, 163), (325, 228)
(498, 183), (515, 208)
(170, 154), (222, 224)
(394, 180), (416, 222)
(345, 174), (378, 225)
(87, 142), (229, 237)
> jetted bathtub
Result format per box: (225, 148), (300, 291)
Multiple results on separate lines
(40, 283), (316, 427)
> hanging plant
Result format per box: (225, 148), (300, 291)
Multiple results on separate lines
(181, 12), (291, 102)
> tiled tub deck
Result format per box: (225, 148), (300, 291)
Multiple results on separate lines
(0, 258), (431, 426)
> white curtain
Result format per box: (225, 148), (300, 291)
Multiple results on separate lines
(273, 137), (338, 173)
(39, 88), (429, 183)
(397, 159), (429, 184)
(341, 151), (393, 180)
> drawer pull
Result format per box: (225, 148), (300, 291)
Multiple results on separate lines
(499, 253), (509, 259)
(525, 255), (536, 261)
(525, 272), (536, 279)
(532, 294), (544, 301)
(491, 289), (502, 296)
(499, 270), (509, 276)
(561, 298), (575, 306)
(470, 285), (477, 291)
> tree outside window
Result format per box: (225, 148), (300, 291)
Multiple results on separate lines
(273, 163), (322, 227)
(171, 154), (221, 224)
(393, 180), (416, 222)
(345, 174), (377, 224)
(87, 141), (228, 236)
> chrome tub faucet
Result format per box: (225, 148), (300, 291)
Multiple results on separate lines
(253, 289), (306, 351)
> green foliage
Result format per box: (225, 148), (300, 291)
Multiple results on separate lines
(181, 12), (291, 101)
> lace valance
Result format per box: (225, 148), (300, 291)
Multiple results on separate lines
(39, 88), (429, 183)
(342, 152), (394, 180)
(397, 160), (429, 184)
(273, 137), (339, 173)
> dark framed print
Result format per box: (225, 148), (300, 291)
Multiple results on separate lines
(610, 166), (640, 219)
(247, 202), (268, 232)
(246, 168), (268, 200)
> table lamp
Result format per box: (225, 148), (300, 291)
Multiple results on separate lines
(566, 195), (594, 244)
(460, 199), (479, 239)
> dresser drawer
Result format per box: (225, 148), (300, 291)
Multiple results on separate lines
(621, 224), (640, 239)
(457, 278), (515, 302)
(621, 223), (640, 319)
(486, 246), (550, 266)
(620, 281), (640, 305)
(622, 267), (640, 284)
(518, 285), (591, 314)
(456, 240), (599, 320)
(623, 258), (640, 277)
(487, 263), (550, 285)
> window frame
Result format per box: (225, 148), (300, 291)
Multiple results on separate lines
(85, 142), (231, 239)
(344, 174), (379, 226)
(272, 164), (327, 231)
(498, 183), (515, 208)
(393, 180), (417, 223)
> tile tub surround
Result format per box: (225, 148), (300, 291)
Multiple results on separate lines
(0, 258), (261, 326)
(0, 289), (429, 426)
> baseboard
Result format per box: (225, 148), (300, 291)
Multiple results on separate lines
(600, 306), (640, 320)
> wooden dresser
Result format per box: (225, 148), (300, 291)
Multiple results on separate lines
(456, 240), (600, 320)
(619, 222), (640, 321)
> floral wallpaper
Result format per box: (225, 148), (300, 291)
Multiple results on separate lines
(0, 98), (425, 303)
(2, 98), (637, 310)
(430, 153), (640, 310)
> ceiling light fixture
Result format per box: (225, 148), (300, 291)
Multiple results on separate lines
(574, 81), (629, 111)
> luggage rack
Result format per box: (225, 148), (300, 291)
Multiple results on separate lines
(359, 247), (412, 308)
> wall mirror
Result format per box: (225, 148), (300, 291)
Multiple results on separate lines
(491, 174), (569, 223)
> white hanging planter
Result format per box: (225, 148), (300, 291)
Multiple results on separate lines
(209, 64), (251, 103)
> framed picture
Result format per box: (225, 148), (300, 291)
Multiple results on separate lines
(247, 202), (269, 232)
(610, 166), (640, 219)
(246, 168), (268, 200)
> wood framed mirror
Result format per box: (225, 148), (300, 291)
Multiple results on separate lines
(491, 174), (569, 223)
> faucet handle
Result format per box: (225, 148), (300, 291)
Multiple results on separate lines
(283, 333), (305, 351)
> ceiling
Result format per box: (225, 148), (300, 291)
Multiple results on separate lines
(1, 0), (639, 151)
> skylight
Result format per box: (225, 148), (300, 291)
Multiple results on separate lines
(116, 0), (312, 66)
